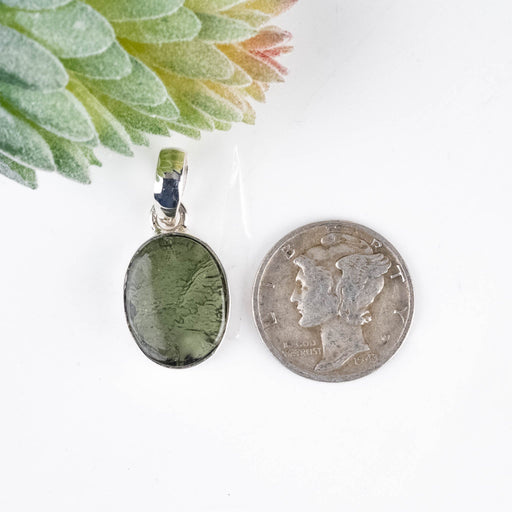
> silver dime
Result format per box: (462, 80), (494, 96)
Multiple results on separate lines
(252, 221), (413, 382)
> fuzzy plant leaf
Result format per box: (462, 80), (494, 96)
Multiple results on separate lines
(166, 122), (201, 139)
(0, 24), (68, 91)
(244, 80), (267, 102)
(241, 25), (291, 50)
(0, 0), (72, 7)
(79, 144), (102, 167)
(206, 80), (256, 124)
(0, 81), (95, 142)
(213, 119), (231, 131)
(0, 0), (298, 188)
(99, 94), (170, 136)
(219, 43), (285, 82)
(196, 13), (256, 42)
(0, 152), (37, 189)
(132, 98), (180, 121)
(223, 8), (270, 27)
(130, 40), (234, 80)
(160, 71), (242, 123)
(0, 0), (72, 9)
(169, 97), (215, 131)
(0, 104), (56, 171)
(3, 1), (115, 58)
(44, 132), (91, 183)
(68, 79), (133, 156)
(217, 63), (252, 86)
(113, 8), (200, 43)
(62, 41), (132, 79)
(88, 0), (184, 21)
(124, 125), (150, 146)
(184, 0), (245, 12)
(85, 56), (168, 106)
(244, 0), (296, 15)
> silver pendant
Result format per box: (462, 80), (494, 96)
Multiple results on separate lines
(253, 221), (413, 382)
(124, 149), (229, 368)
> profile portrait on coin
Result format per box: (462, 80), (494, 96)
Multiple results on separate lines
(290, 233), (391, 373)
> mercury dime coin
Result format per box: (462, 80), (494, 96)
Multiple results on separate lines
(252, 221), (413, 382)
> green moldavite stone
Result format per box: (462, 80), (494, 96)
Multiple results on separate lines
(124, 233), (229, 368)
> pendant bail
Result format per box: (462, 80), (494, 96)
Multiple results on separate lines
(152, 148), (187, 233)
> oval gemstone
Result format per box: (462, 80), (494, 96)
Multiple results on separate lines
(124, 233), (229, 367)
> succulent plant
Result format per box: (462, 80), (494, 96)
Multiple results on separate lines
(0, 0), (297, 188)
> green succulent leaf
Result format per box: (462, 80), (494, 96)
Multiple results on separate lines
(206, 80), (255, 124)
(8, 1), (115, 58)
(216, 63), (252, 87)
(113, 7), (200, 44)
(166, 121), (200, 139)
(241, 25), (291, 50)
(88, 0), (184, 21)
(177, 101), (215, 130)
(177, 102), (215, 130)
(124, 125), (149, 146)
(244, 0), (297, 16)
(0, 81), (95, 142)
(245, 80), (266, 102)
(44, 133), (91, 183)
(0, 0), (72, 9)
(0, 24), (68, 91)
(142, 40), (234, 80)
(68, 79), (133, 156)
(78, 144), (101, 167)
(0, 104), (56, 171)
(99, 94), (170, 136)
(169, 75), (243, 122)
(219, 44), (284, 82)
(184, 0), (245, 12)
(86, 56), (167, 106)
(241, 103), (256, 124)
(157, 70), (215, 129)
(62, 41), (132, 79)
(212, 119), (231, 131)
(0, 152), (37, 189)
(223, 8), (271, 28)
(196, 13), (256, 43)
(132, 98), (180, 121)
(0, 0), (296, 187)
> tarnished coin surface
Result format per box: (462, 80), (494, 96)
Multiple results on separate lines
(252, 221), (413, 382)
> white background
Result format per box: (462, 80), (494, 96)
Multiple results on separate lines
(1, 1), (511, 510)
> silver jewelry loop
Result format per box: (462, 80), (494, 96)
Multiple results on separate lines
(152, 203), (187, 234)
(152, 148), (188, 234)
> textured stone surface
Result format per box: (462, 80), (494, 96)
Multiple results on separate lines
(124, 233), (228, 367)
